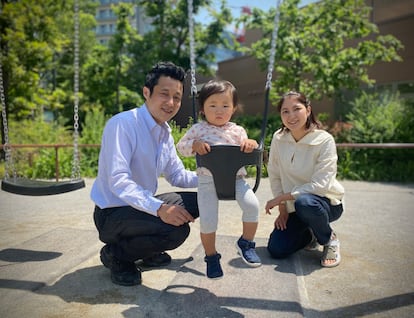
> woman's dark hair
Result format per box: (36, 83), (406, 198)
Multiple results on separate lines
(277, 91), (322, 131)
(144, 61), (186, 95)
(198, 79), (238, 111)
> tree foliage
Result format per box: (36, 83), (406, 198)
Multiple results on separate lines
(130, 0), (232, 83)
(82, 2), (143, 115)
(334, 92), (414, 181)
(81, 0), (232, 116)
(1, 0), (231, 131)
(241, 0), (403, 101)
(0, 0), (97, 121)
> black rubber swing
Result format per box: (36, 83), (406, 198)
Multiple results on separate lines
(1, 178), (85, 196)
(0, 0), (85, 196)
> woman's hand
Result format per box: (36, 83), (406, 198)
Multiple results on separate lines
(240, 139), (258, 153)
(265, 196), (289, 230)
(265, 197), (283, 214)
(274, 205), (289, 230)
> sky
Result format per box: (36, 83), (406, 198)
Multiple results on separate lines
(196, 0), (318, 27)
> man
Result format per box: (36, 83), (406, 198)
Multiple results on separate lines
(91, 61), (199, 286)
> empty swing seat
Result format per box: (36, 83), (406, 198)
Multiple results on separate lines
(196, 145), (263, 200)
(1, 178), (85, 196)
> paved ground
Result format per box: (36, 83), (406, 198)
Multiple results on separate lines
(0, 177), (413, 317)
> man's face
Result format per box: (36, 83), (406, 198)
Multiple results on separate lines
(143, 76), (183, 124)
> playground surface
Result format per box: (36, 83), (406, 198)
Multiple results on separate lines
(0, 177), (413, 317)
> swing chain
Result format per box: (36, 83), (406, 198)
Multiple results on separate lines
(265, 0), (282, 90)
(187, 0), (197, 97)
(71, 0), (81, 180)
(0, 64), (15, 181)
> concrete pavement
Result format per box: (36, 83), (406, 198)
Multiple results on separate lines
(0, 177), (413, 317)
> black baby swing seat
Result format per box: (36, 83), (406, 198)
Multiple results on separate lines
(186, 0), (282, 200)
(196, 145), (263, 200)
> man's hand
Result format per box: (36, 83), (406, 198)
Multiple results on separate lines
(157, 204), (195, 226)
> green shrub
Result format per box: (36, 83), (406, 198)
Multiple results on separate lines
(3, 117), (74, 179)
(334, 91), (414, 182)
(79, 107), (108, 177)
(170, 120), (197, 171)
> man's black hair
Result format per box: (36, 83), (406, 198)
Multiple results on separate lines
(144, 61), (186, 95)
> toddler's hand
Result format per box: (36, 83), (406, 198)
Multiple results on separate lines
(192, 140), (210, 155)
(240, 139), (258, 153)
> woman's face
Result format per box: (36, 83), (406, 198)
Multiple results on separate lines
(280, 96), (311, 139)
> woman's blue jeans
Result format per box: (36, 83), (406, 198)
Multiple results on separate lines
(267, 193), (343, 259)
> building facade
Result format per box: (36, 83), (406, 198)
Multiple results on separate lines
(95, 0), (152, 45)
(205, 0), (414, 124)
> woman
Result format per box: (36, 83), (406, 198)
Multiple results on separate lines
(265, 91), (344, 267)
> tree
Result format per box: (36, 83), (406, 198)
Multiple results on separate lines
(133, 0), (232, 80)
(241, 0), (403, 102)
(82, 2), (145, 116)
(109, 2), (143, 113)
(0, 0), (97, 130)
(81, 0), (232, 117)
(1, 0), (68, 119)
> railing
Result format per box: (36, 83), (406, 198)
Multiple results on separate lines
(1, 143), (414, 181)
(0, 143), (101, 181)
(336, 143), (414, 149)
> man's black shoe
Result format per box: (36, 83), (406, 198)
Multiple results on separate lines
(100, 245), (142, 286)
(142, 252), (172, 267)
(110, 261), (142, 286)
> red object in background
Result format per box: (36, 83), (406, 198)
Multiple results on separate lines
(235, 6), (251, 43)
(241, 6), (251, 15)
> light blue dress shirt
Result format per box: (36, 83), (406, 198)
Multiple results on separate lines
(90, 104), (197, 216)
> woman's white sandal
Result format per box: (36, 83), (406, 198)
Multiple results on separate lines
(321, 237), (341, 268)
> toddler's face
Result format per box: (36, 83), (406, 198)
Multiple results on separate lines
(202, 90), (235, 127)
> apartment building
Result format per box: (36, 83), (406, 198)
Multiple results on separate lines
(95, 0), (152, 45)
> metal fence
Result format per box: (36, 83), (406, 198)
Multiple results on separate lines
(1, 143), (414, 181)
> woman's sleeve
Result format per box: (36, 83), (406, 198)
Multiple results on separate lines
(267, 133), (284, 197)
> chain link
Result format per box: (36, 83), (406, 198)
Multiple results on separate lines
(265, 0), (283, 90)
(0, 64), (16, 180)
(71, 0), (81, 180)
(187, 0), (197, 96)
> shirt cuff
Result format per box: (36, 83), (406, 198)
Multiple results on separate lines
(147, 199), (164, 217)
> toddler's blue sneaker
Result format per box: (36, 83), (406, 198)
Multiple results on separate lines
(236, 236), (262, 267)
(204, 253), (223, 279)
